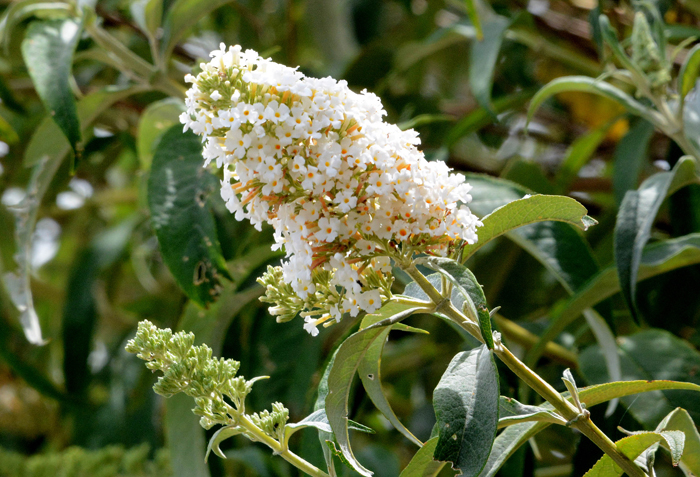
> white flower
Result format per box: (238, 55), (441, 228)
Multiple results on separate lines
(181, 44), (482, 335)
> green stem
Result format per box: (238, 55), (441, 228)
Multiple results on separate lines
(238, 414), (330, 477)
(401, 265), (648, 477)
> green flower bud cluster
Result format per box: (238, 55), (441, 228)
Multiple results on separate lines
(258, 265), (307, 323)
(258, 262), (393, 335)
(126, 320), (290, 442)
(249, 402), (289, 442)
(631, 12), (671, 89)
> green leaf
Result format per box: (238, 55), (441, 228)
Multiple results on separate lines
(583, 432), (675, 477)
(530, 233), (700, 364)
(480, 421), (547, 477)
(419, 257), (494, 349)
(466, 175), (601, 294)
(612, 119), (655, 205)
(498, 396), (566, 427)
(599, 15), (645, 79)
(433, 345), (499, 476)
(166, 393), (211, 477)
(25, 85), (147, 166)
(561, 368), (583, 411)
(137, 98), (186, 170)
(397, 114), (454, 131)
(130, 0), (162, 38)
(527, 76), (659, 126)
(658, 431), (685, 467)
(22, 19), (83, 166)
(161, 0), (236, 60)
(656, 408), (700, 475)
(464, 0), (482, 39)
(358, 302), (424, 447)
(582, 309), (621, 417)
(461, 194), (596, 261)
(314, 349), (338, 476)
(398, 437), (446, 477)
(614, 157), (700, 320)
(679, 43), (700, 98)
(205, 426), (241, 462)
(555, 120), (612, 192)
(444, 90), (533, 147)
(285, 409), (374, 438)
(326, 305), (424, 476)
(683, 86), (700, 155)
(469, 14), (509, 117)
(0, 113), (18, 144)
(578, 380), (700, 409)
(0, 0), (72, 51)
(147, 126), (232, 306)
(580, 329), (700, 428)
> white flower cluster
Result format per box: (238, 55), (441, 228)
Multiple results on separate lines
(181, 44), (481, 335)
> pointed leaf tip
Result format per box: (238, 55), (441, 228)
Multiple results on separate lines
(581, 215), (597, 230)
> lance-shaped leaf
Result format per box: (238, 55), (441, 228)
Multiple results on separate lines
(498, 396), (566, 428)
(555, 120), (612, 192)
(614, 157), (700, 321)
(419, 257), (494, 349)
(22, 19), (83, 166)
(130, 0), (162, 38)
(358, 302), (424, 447)
(469, 14), (509, 117)
(481, 421), (547, 477)
(205, 426), (241, 462)
(529, 233), (700, 366)
(148, 126), (232, 306)
(527, 76), (660, 126)
(326, 305), (426, 476)
(679, 43), (700, 98)
(461, 194), (596, 261)
(161, 0), (236, 60)
(635, 409), (689, 472)
(285, 409), (374, 439)
(656, 408), (700, 475)
(433, 345), (499, 476)
(598, 15), (645, 79)
(398, 437), (445, 477)
(583, 432), (679, 477)
(466, 175), (601, 296)
(612, 119), (655, 206)
(314, 350), (338, 476)
(0, 0), (72, 52)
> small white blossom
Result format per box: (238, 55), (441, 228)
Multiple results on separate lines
(181, 44), (482, 335)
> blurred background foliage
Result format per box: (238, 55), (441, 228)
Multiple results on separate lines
(1, 0), (700, 476)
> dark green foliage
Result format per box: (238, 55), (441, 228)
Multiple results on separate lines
(2, 1), (700, 476)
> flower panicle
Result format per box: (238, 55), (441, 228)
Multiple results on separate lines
(126, 320), (287, 442)
(181, 44), (482, 335)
